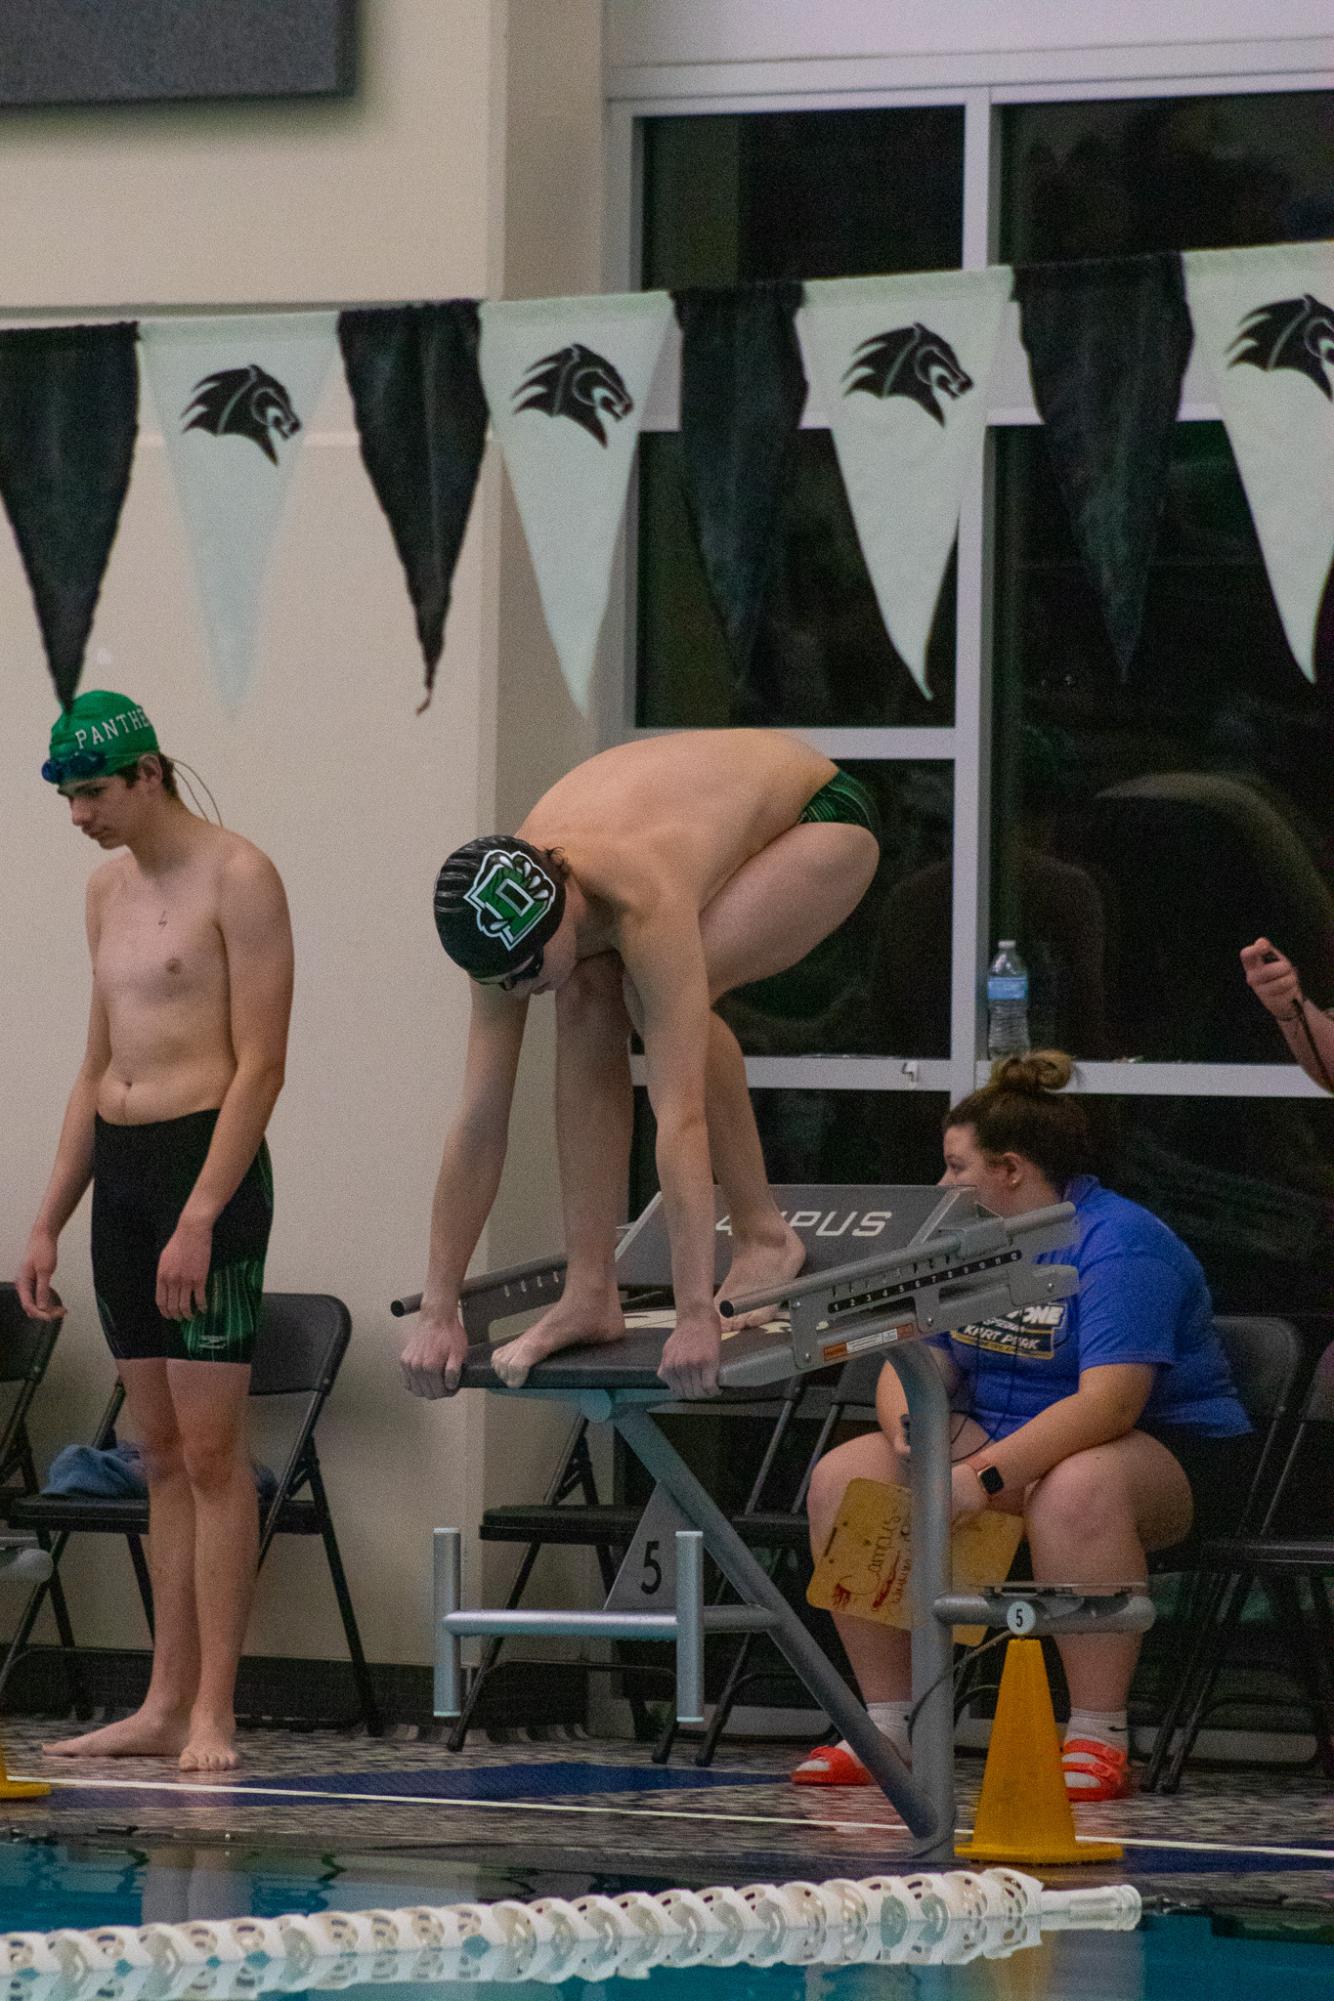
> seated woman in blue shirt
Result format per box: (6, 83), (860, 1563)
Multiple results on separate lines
(796, 1050), (1254, 1803)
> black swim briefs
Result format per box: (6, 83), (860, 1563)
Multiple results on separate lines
(91, 1110), (273, 1365)
(798, 767), (882, 847)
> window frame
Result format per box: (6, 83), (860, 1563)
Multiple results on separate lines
(607, 63), (1333, 1111)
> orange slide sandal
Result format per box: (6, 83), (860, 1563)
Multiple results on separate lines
(1062, 1737), (1134, 1802)
(791, 1743), (875, 1786)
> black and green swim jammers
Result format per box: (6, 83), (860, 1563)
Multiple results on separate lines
(91, 1111), (273, 1365)
(798, 767), (882, 847)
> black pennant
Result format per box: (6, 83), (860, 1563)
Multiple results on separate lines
(1315, 554), (1334, 681)
(1015, 253), (1193, 680)
(0, 322), (139, 709)
(338, 302), (488, 705)
(672, 282), (807, 676)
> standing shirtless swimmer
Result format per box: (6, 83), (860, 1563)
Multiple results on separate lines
(18, 692), (293, 1770)
(401, 730), (880, 1403)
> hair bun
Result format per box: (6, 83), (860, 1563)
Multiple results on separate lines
(988, 1049), (1074, 1095)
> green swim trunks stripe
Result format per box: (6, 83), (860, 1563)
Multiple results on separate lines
(181, 1255), (266, 1364)
(799, 768), (882, 845)
(91, 1115), (273, 1366)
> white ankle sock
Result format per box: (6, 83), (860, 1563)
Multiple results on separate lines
(835, 1699), (912, 1764)
(1064, 1707), (1128, 1782)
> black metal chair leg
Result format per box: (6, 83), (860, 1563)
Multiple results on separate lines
(1268, 1573), (1334, 1781)
(1308, 1574), (1334, 1778)
(316, 1516), (381, 1735)
(1161, 1571), (1249, 1794)
(0, 1529), (73, 1707)
(36, 1537), (92, 1718)
(448, 1540), (545, 1751)
(651, 1705), (680, 1764)
(127, 1536), (155, 1635)
(1143, 1568), (1232, 1792)
(591, 1539), (654, 1743)
(448, 1632), (512, 1753)
(693, 1631), (759, 1767)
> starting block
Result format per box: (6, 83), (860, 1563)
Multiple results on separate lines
(395, 1183), (1085, 1863)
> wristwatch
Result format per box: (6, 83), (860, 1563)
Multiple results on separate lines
(972, 1461), (1005, 1497)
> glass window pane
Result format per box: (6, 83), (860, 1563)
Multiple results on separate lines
(991, 423), (1334, 1063)
(1087, 1095), (1334, 1317)
(1000, 91), (1334, 263)
(631, 1089), (1334, 1322)
(637, 431), (956, 728)
(643, 108), (965, 290)
(712, 762), (952, 1058)
(631, 1088), (952, 1215)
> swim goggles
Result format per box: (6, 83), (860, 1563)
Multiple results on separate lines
(475, 947), (544, 994)
(41, 748), (123, 784)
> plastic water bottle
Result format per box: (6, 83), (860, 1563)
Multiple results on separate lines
(987, 941), (1030, 1059)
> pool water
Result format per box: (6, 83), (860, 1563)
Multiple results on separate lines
(1, 1841), (1330, 2001)
(0, 1837), (663, 1931)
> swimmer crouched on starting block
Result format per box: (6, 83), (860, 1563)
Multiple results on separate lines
(401, 730), (880, 1401)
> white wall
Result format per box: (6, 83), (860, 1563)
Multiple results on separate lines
(483, 0), (611, 1609)
(0, 0), (605, 1673)
(607, 0), (1334, 71)
(0, 0), (497, 307)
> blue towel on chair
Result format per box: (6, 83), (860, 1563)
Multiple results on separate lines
(43, 1444), (277, 1503)
(44, 1443), (146, 1497)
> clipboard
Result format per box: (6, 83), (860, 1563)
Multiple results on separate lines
(807, 1478), (1023, 1644)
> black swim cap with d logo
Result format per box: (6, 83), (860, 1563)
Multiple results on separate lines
(433, 836), (567, 982)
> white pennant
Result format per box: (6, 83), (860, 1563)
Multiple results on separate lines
(798, 269), (1011, 696)
(481, 292), (672, 713)
(1185, 244), (1334, 681)
(141, 313), (337, 707)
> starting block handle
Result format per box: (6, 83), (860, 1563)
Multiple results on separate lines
(392, 1250), (569, 1319)
(721, 1200), (1076, 1317)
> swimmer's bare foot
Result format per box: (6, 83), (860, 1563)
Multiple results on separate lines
(179, 1716), (239, 1773)
(44, 1706), (190, 1759)
(491, 1286), (626, 1388)
(718, 1223), (807, 1328)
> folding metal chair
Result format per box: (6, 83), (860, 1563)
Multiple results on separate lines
(0, 1286), (88, 1713)
(1144, 1325), (1329, 1792)
(0, 1292), (380, 1732)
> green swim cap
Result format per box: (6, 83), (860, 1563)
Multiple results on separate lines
(43, 690), (159, 787)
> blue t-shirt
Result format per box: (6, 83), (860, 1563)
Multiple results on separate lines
(939, 1177), (1250, 1440)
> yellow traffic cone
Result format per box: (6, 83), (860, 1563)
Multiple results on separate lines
(956, 1638), (1121, 1865)
(0, 1734), (50, 1800)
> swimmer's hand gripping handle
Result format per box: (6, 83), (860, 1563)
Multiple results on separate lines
(719, 1199), (1077, 1318)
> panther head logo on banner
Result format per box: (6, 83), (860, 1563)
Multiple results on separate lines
(1228, 294), (1334, 400)
(512, 343), (634, 447)
(182, 364), (304, 464)
(1232, 292), (1334, 398)
(842, 323), (974, 426)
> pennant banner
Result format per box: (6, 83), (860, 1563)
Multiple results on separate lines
(0, 323), (139, 709)
(672, 281), (806, 676)
(798, 268), (1011, 696)
(1185, 243), (1334, 681)
(141, 313), (337, 707)
(338, 302), (488, 706)
(1016, 253), (1192, 679)
(480, 291), (672, 713)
